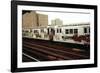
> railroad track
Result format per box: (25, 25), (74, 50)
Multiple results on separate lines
(22, 53), (40, 62)
(24, 40), (90, 58)
(23, 41), (89, 58)
(22, 38), (90, 62)
(23, 44), (72, 60)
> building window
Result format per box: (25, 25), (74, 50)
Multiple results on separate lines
(70, 29), (73, 34)
(65, 29), (69, 34)
(74, 29), (78, 34)
(84, 28), (87, 33)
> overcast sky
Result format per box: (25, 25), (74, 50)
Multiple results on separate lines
(36, 11), (90, 25)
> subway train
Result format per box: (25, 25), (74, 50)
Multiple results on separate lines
(22, 23), (90, 44)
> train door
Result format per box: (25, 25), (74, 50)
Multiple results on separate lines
(47, 28), (55, 41)
(51, 28), (55, 35)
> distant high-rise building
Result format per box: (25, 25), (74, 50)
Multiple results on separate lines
(51, 18), (63, 25)
(37, 14), (48, 27)
(22, 11), (48, 29)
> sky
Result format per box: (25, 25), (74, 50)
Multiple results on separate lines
(36, 11), (90, 25)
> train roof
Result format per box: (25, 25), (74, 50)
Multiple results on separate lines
(48, 23), (90, 27)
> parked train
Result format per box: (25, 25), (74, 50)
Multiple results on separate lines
(22, 23), (90, 44)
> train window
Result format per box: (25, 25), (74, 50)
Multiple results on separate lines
(34, 30), (38, 33)
(65, 29), (69, 34)
(74, 29), (78, 34)
(60, 29), (62, 33)
(57, 29), (59, 33)
(26, 30), (28, 32)
(30, 29), (32, 32)
(41, 29), (44, 33)
(89, 27), (90, 33)
(47, 28), (49, 34)
(84, 28), (87, 33)
(57, 29), (61, 33)
(70, 29), (73, 34)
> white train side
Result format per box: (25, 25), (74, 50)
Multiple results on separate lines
(22, 23), (90, 44)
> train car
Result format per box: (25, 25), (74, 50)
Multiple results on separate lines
(22, 23), (90, 44)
